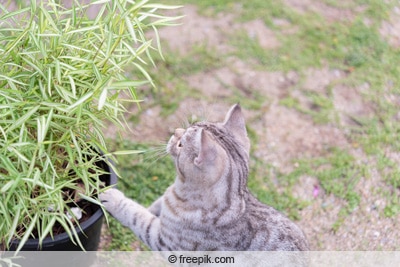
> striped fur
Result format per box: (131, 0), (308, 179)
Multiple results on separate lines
(100, 104), (309, 251)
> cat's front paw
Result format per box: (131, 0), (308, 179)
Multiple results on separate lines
(99, 188), (125, 213)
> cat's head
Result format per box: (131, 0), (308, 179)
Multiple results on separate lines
(167, 104), (250, 187)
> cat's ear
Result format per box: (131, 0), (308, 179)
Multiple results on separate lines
(194, 129), (216, 168)
(223, 104), (250, 151)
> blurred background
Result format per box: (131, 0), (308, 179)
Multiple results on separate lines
(101, 0), (400, 250)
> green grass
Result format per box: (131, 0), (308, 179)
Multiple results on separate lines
(104, 141), (175, 250)
(105, 0), (400, 249)
(248, 158), (308, 221)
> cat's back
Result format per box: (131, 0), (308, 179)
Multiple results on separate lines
(245, 193), (309, 251)
(159, 187), (308, 251)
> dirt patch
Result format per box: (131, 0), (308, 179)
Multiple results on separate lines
(283, 0), (359, 22)
(332, 84), (375, 126)
(380, 6), (400, 48)
(240, 19), (280, 49)
(252, 104), (349, 173)
(187, 58), (293, 100)
(303, 67), (344, 93)
(154, 5), (280, 56)
(186, 69), (234, 99)
(154, 5), (235, 55)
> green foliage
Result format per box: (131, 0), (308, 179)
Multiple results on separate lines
(0, 0), (179, 251)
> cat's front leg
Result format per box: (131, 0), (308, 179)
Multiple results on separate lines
(99, 188), (126, 217)
(148, 196), (163, 217)
(100, 188), (162, 250)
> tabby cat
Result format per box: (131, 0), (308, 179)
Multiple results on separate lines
(100, 104), (309, 251)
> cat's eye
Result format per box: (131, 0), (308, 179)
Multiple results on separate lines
(177, 141), (183, 148)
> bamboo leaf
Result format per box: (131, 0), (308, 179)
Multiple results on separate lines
(39, 216), (56, 244)
(124, 16), (137, 43)
(110, 80), (149, 88)
(108, 150), (144, 155)
(132, 62), (155, 87)
(9, 148), (30, 163)
(0, 201), (12, 233)
(1, 180), (14, 193)
(54, 58), (61, 83)
(152, 25), (164, 60)
(0, 126), (6, 142)
(0, 74), (28, 86)
(47, 67), (53, 95)
(0, 7), (30, 21)
(131, 0), (149, 11)
(66, 91), (94, 111)
(16, 213), (38, 252)
(4, 28), (29, 54)
(0, 91), (20, 102)
(20, 56), (46, 78)
(38, 78), (47, 99)
(61, 43), (93, 54)
(91, 0), (110, 4)
(0, 156), (18, 176)
(39, 6), (59, 32)
(55, 215), (76, 245)
(22, 178), (54, 190)
(68, 75), (76, 97)
(37, 116), (45, 143)
(7, 207), (21, 245)
(44, 108), (53, 138)
(143, 4), (183, 9)
(69, 130), (81, 158)
(148, 16), (184, 27)
(55, 214), (84, 249)
(135, 40), (153, 57)
(98, 87), (108, 110)
(66, 25), (100, 35)
(78, 194), (103, 206)
(6, 106), (39, 132)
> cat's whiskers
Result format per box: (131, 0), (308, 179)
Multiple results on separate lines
(173, 102), (211, 128)
(142, 142), (169, 165)
(173, 112), (190, 129)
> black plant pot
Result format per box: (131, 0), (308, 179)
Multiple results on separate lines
(8, 159), (117, 252)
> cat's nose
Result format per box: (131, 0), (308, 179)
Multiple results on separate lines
(174, 128), (185, 138)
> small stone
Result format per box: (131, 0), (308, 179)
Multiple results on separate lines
(48, 205), (56, 212)
(373, 231), (380, 238)
(67, 207), (83, 221)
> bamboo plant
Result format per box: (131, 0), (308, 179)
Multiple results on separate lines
(0, 0), (179, 251)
